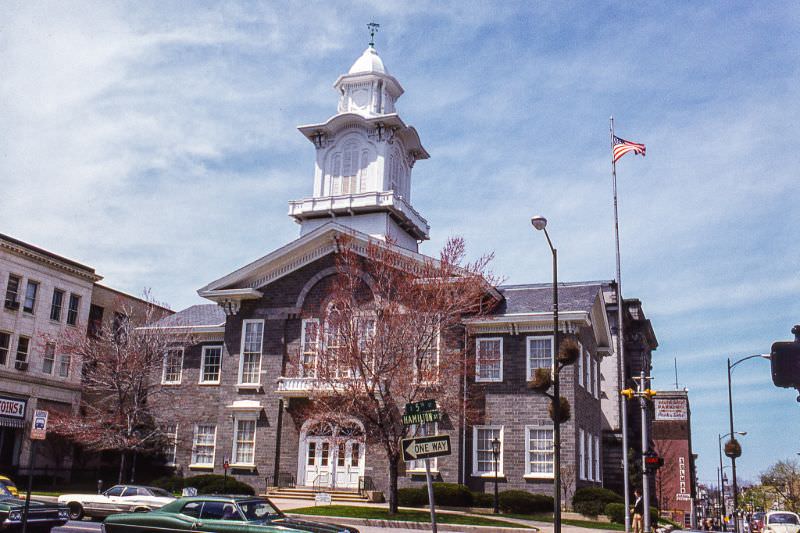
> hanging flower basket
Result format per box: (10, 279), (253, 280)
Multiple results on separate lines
(725, 439), (742, 458)
(558, 336), (581, 365)
(528, 368), (552, 392)
(549, 396), (571, 423)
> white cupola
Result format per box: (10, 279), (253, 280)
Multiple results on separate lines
(289, 43), (430, 252)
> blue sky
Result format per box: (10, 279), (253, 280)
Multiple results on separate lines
(2, 2), (798, 485)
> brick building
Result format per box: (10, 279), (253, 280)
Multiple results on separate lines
(147, 44), (657, 499)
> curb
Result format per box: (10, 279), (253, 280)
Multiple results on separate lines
(287, 513), (538, 532)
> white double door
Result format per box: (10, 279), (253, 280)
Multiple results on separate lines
(304, 436), (365, 489)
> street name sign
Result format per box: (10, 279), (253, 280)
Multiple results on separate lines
(402, 434), (452, 462)
(405, 399), (437, 415)
(402, 410), (440, 426)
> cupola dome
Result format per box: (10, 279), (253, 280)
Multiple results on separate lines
(348, 46), (387, 75)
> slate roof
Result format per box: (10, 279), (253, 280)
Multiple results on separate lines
(494, 281), (605, 315)
(151, 304), (225, 328)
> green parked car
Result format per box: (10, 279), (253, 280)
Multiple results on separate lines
(0, 483), (69, 532)
(102, 495), (358, 533)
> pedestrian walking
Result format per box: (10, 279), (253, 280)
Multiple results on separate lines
(632, 489), (644, 533)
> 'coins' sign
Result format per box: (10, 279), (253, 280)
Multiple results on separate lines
(0, 396), (26, 419)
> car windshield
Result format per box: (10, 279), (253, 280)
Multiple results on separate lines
(148, 488), (172, 498)
(769, 514), (799, 525)
(237, 499), (281, 521)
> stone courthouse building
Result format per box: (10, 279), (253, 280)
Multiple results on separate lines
(151, 44), (657, 499)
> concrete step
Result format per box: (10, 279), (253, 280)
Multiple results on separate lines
(266, 487), (369, 503)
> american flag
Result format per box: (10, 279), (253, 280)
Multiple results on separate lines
(612, 135), (646, 163)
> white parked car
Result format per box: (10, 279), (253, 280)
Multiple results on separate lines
(763, 511), (800, 533)
(58, 484), (175, 520)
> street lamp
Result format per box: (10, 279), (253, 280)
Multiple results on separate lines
(492, 437), (501, 514)
(530, 215), (562, 533)
(727, 355), (769, 533)
(718, 433), (745, 531)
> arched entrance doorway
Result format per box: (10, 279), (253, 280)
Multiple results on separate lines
(298, 419), (365, 489)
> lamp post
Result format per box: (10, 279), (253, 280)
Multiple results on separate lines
(727, 355), (769, 533)
(718, 433), (745, 531)
(492, 437), (501, 514)
(531, 215), (562, 533)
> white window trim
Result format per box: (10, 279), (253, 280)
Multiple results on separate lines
(165, 424), (179, 467)
(523, 425), (555, 479)
(300, 318), (319, 378)
(199, 345), (223, 385)
(593, 356), (600, 399)
(577, 342), (584, 388)
(475, 337), (503, 383)
(406, 422), (439, 472)
(594, 434), (601, 482)
(525, 335), (554, 381)
(587, 430), (594, 481)
(161, 348), (184, 385)
(471, 425), (504, 477)
(238, 319), (264, 386)
(414, 325), (441, 384)
(578, 428), (585, 480)
(231, 414), (258, 468)
(189, 424), (216, 469)
(42, 343), (56, 375)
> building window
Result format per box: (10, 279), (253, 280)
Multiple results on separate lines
(191, 424), (216, 466)
(578, 429), (585, 480)
(199, 346), (222, 384)
(594, 357), (600, 399)
(4, 275), (20, 310)
(232, 418), (257, 466)
(165, 424), (178, 466)
(577, 343), (584, 388)
(15, 336), (30, 363)
(300, 319), (319, 378)
(87, 304), (104, 337)
(50, 289), (64, 321)
(113, 312), (129, 343)
(587, 431), (594, 481)
(472, 426), (503, 476)
(407, 422), (438, 471)
(584, 349), (591, 392)
(23, 280), (38, 314)
(42, 343), (56, 374)
(0, 332), (9, 365)
(525, 426), (554, 477)
(415, 326), (440, 383)
(58, 353), (71, 378)
(526, 336), (554, 379)
(162, 348), (183, 384)
(66, 294), (80, 326)
(594, 435), (601, 481)
(239, 320), (263, 385)
(475, 338), (503, 382)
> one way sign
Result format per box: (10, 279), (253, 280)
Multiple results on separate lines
(401, 434), (452, 462)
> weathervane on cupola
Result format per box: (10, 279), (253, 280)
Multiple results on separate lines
(290, 26), (431, 252)
(367, 22), (380, 48)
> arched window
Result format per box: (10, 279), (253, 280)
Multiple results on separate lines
(359, 150), (370, 192)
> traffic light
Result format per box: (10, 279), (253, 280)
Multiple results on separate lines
(770, 341), (800, 388)
(643, 389), (657, 399)
(620, 388), (635, 399)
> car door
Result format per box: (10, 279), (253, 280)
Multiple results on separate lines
(196, 501), (249, 533)
(87, 485), (124, 515)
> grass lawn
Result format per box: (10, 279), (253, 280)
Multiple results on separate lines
(290, 505), (534, 529)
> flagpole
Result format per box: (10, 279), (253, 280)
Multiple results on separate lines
(611, 116), (632, 533)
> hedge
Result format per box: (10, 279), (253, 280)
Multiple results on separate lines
(498, 490), (553, 514)
(604, 503), (661, 524)
(151, 474), (255, 496)
(572, 487), (622, 516)
(472, 491), (495, 508)
(398, 487), (428, 506)
(432, 483), (473, 507)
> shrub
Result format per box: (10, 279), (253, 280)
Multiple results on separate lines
(605, 503), (626, 523)
(572, 487), (622, 516)
(151, 475), (184, 494)
(156, 474), (255, 496)
(472, 491), (495, 508)
(197, 478), (255, 495)
(398, 487), (428, 506)
(498, 490), (553, 514)
(432, 483), (473, 507)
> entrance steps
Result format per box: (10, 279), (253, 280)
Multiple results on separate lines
(265, 486), (369, 503)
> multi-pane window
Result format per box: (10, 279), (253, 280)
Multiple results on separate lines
(42, 343), (56, 374)
(15, 336), (30, 363)
(50, 289), (64, 321)
(476, 338), (503, 382)
(200, 346), (222, 384)
(526, 427), (554, 476)
(416, 325), (440, 383)
(66, 294), (80, 326)
(473, 426), (503, 475)
(300, 319), (319, 378)
(594, 435), (601, 481)
(165, 424), (178, 465)
(191, 424), (216, 466)
(23, 281), (38, 314)
(589, 354), (596, 398)
(577, 345), (584, 388)
(240, 320), (263, 385)
(58, 353), (71, 378)
(4, 275), (20, 309)
(162, 349), (183, 384)
(233, 419), (256, 465)
(579, 429), (585, 479)
(587, 431), (594, 481)
(527, 336), (553, 379)
(408, 422), (438, 471)
(0, 332), (9, 365)
(113, 312), (129, 343)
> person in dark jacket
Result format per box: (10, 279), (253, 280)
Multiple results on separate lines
(632, 488), (644, 533)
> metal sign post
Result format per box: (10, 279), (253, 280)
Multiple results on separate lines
(22, 410), (48, 533)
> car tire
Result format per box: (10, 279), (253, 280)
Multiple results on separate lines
(67, 502), (84, 521)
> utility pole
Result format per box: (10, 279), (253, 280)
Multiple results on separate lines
(639, 370), (652, 533)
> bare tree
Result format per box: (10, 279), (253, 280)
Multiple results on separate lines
(561, 463), (577, 510)
(47, 293), (188, 483)
(761, 459), (800, 513)
(292, 236), (497, 513)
